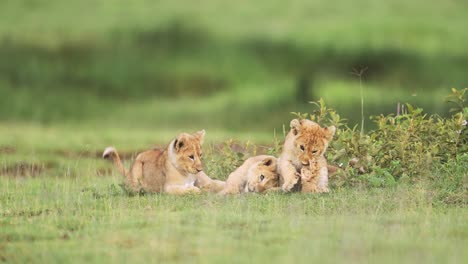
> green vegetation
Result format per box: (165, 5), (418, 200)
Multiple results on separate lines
(1, 0), (467, 131)
(296, 89), (467, 192)
(1, 1), (467, 263)
(1, 89), (466, 263)
(1, 178), (467, 263)
(294, 88), (466, 205)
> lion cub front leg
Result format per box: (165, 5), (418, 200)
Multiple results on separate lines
(280, 160), (300, 192)
(164, 185), (201, 195)
(316, 166), (330, 193)
(218, 187), (240, 195)
(195, 171), (226, 193)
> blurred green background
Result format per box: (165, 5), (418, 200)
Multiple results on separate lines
(1, 0), (467, 136)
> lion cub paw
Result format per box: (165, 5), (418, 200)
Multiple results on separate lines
(188, 186), (202, 194)
(300, 167), (312, 181)
(281, 172), (301, 192)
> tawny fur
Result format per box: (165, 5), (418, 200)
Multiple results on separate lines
(278, 119), (335, 192)
(195, 171), (226, 193)
(219, 155), (280, 195)
(300, 157), (329, 193)
(103, 130), (225, 195)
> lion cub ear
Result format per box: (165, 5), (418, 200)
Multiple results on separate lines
(173, 138), (185, 151)
(290, 119), (302, 136)
(324, 126), (336, 141)
(261, 157), (277, 169)
(194, 130), (206, 145)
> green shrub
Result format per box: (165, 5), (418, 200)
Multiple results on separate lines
(294, 89), (467, 188)
(203, 140), (257, 180)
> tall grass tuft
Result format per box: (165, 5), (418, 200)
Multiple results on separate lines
(351, 67), (368, 136)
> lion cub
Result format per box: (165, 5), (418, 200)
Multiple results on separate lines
(278, 119), (335, 192)
(219, 155), (280, 195)
(103, 130), (224, 195)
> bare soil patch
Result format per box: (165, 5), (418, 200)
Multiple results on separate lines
(0, 162), (52, 177)
(0, 146), (16, 154)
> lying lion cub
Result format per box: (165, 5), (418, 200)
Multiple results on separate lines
(103, 130), (224, 195)
(278, 119), (335, 192)
(219, 155), (280, 195)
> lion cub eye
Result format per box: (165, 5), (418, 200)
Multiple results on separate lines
(311, 150), (318, 154)
(260, 175), (265, 181)
(189, 155), (195, 160)
(300, 145), (305, 151)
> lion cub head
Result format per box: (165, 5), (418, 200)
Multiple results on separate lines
(289, 119), (335, 166)
(245, 157), (279, 193)
(169, 130), (205, 175)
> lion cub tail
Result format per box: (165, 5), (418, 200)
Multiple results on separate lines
(103, 147), (128, 177)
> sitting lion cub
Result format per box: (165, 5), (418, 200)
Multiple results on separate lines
(278, 119), (335, 192)
(103, 130), (224, 195)
(219, 155), (280, 195)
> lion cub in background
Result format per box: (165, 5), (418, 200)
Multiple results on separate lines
(103, 130), (225, 195)
(219, 155), (280, 195)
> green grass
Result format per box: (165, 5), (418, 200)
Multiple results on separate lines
(1, 176), (466, 263)
(0, 2), (467, 261)
(0, 122), (467, 263)
(2, 0), (467, 55)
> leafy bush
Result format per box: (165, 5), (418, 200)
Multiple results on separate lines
(203, 140), (256, 180)
(295, 89), (467, 188)
(200, 89), (466, 193)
